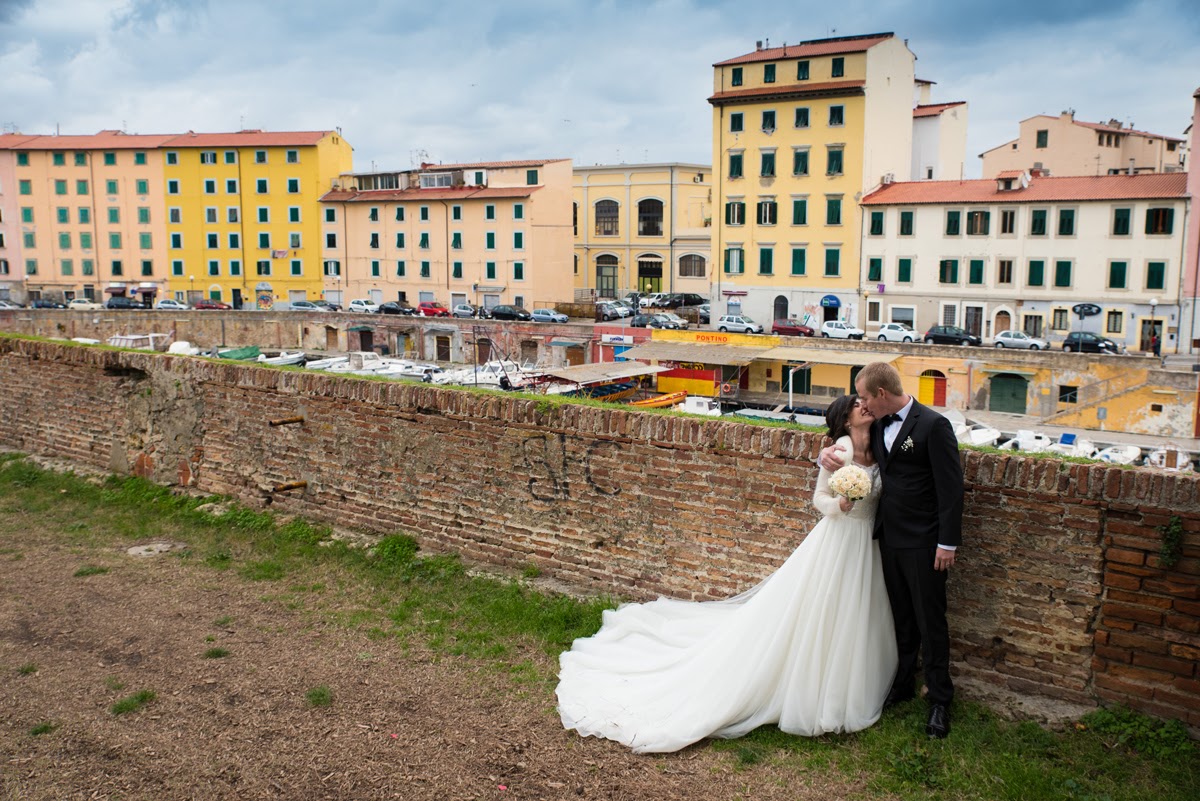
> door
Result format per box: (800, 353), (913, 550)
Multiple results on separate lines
(994, 310), (1011, 334)
(989, 374), (1028, 414)
(476, 338), (492, 362)
(566, 345), (585, 366)
(520, 340), (539, 365)
(435, 335), (451, 361)
(964, 305), (983, 337)
(324, 326), (338, 350)
(786, 365), (811, 396)
(918, 370), (947, 406)
(231, 288), (243, 309)
(849, 365), (863, 395)
(773, 295), (788, 321)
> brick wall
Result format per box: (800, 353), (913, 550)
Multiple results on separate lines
(1, 337), (1198, 729)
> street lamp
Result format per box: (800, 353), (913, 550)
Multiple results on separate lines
(1150, 297), (1159, 356)
(189, 275), (195, 304)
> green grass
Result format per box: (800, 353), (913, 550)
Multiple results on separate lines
(29, 721), (56, 736)
(202, 647), (230, 659)
(0, 454), (1195, 800)
(73, 564), (109, 577)
(17, 663), (38, 675)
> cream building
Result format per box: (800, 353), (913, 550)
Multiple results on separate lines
(911, 80), (968, 181)
(858, 172), (1188, 352)
(981, 112), (1187, 178)
(320, 159), (573, 311)
(572, 163), (712, 300)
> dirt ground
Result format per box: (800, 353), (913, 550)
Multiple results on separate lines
(0, 528), (874, 801)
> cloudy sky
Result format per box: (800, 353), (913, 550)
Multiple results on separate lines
(2, 0), (1197, 178)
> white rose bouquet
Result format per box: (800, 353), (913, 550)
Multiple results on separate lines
(828, 464), (872, 501)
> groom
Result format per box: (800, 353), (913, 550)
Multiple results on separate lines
(819, 361), (963, 738)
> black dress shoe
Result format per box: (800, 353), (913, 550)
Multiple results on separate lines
(926, 704), (951, 738)
(883, 685), (915, 710)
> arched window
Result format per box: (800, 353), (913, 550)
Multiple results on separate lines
(679, 254), (706, 278)
(595, 200), (619, 236)
(637, 198), (663, 236)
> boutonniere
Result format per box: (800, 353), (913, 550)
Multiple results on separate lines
(900, 437), (915, 453)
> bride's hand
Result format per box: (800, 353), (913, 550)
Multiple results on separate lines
(838, 496), (853, 513)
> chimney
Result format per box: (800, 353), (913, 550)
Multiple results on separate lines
(756, 40), (762, 50)
(1128, 158), (1135, 176)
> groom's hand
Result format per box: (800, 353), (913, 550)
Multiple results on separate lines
(934, 547), (956, 571)
(818, 445), (845, 472)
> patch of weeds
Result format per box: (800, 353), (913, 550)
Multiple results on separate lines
(215, 506), (275, 532)
(240, 560), (286, 581)
(73, 564), (109, 577)
(203, 647), (230, 659)
(204, 550), (233, 569)
(522, 562), (542, 579)
(110, 690), (156, 716)
(372, 534), (419, 570)
(104, 676), (126, 692)
(1081, 705), (1194, 759)
(64, 522), (89, 532)
(888, 741), (942, 788)
(213, 616), (233, 627)
(204, 635), (216, 642)
(1157, 515), (1184, 569)
(29, 721), (56, 736)
(276, 518), (329, 547)
(305, 685), (333, 707)
(17, 663), (37, 676)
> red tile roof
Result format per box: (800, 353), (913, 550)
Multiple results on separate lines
(995, 170), (1025, 179)
(2, 129), (343, 150)
(161, 130), (338, 147)
(320, 186), (541, 203)
(8, 130), (177, 150)
(1070, 118), (1185, 143)
(861, 173), (1187, 206)
(0, 133), (41, 149)
(411, 158), (568, 171)
(912, 102), (966, 118)
(714, 33), (895, 66)
(709, 79), (865, 105)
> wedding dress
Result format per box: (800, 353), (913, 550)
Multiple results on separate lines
(556, 436), (897, 753)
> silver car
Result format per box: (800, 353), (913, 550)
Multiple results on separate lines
(994, 330), (1048, 350)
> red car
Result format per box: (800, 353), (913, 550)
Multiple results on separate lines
(417, 302), (450, 317)
(193, 299), (232, 310)
(771, 318), (815, 337)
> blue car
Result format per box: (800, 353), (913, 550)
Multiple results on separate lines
(531, 308), (569, 323)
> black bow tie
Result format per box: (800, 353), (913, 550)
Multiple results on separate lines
(882, 413), (901, 425)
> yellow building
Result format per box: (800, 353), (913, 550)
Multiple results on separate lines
(162, 130), (352, 308)
(320, 159), (574, 311)
(572, 163), (712, 300)
(709, 33), (915, 327)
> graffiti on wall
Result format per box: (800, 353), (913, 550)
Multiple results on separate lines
(520, 433), (621, 500)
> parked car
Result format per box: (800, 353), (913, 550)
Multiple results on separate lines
(488, 304), (532, 321)
(875, 322), (917, 343)
(698, 303), (710, 324)
(923, 325), (981, 346)
(1062, 331), (1119, 354)
(348, 298), (380, 314)
(596, 302), (629, 321)
(378, 301), (417, 315)
(629, 313), (656, 328)
(659, 293), (707, 309)
(821, 320), (866, 340)
(640, 293), (668, 308)
(417, 301), (450, 317)
(717, 314), (764, 334)
(193, 299), (232, 310)
(531, 308), (569, 323)
(772, 318), (815, 337)
(651, 312), (689, 330)
(452, 304), (477, 318)
(105, 296), (145, 310)
(154, 298), (188, 311)
(67, 298), (104, 311)
(0, 299), (23, 309)
(675, 293), (708, 308)
(314, 300), (342, 312)
(30, 299), (66, 309)
(286, 300), (328, 312)
(993, 329), (1048, 350)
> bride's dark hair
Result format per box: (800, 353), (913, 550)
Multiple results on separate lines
(825, 394), (858, 440)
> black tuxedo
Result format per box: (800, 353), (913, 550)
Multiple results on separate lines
(870, 399), (963, 706)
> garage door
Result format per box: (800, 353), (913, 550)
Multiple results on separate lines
(918, 371), (946, 406)
(989, 374), (1028, 414)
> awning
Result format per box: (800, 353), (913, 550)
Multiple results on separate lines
(757, 347), (899, 366)
(347, 325), (374, 332)
(619, 341), (770, 366)
(104, 286), (128, 294)
(538, 362), (669, 384)
(976, 367), (1037, 376)
(820, 294), (841, 308)
(548, 339), (588, 347)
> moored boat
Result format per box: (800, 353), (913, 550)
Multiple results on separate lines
(629, 391), (687, 408)
(1094, 444), (1143, 465)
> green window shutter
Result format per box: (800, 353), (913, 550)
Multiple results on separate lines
(420, 261), (430, 277)
(790, 248), (806, 275)
(56, 207), (68, 223)
(867, 258), (882, 282)
(764, 63), (775, 82)
(731, 67), (742, 86)
(940, 259), (959, 283)
(59, 232), (71, 249)
(61, 259), (73, 275)
(23, 232), (35, 248)
(135, 152), (146, 165)
(80, 232), (92, 249)
(1031, 209), (1046, 235)
(831, 57), (844, 77)
(759, 247), (773, 274)
(1147, 261), (1165, 290)
(725, 202), (733, 225)
(1054, 260), (1072, 287)
(761, 152), (775, 177)
(1108, 261), (1127, 289)
(110, 233), (121, 249)
(452, 261), (463, 278)
(900, 210), (913, 235)
(729, 153), (743, 178)
(396, 260), (405, 276)
(792, 199), (807, 225)
(898, 258), (912, 282)
(486, 261), (496, 280)
(762, 110), (775, 130)
(106, 179), (118, 194)
(485, 204), (495, 220)
(869, 211), (883, 235)
(730, 113), (743, 132)
(452, 205), (462, 221)
(1164, 209), (1174, 234)
(514, 203), (524, 219)
(1113, 208), (1130, 235)
(25, 259), (37, 275)
(136, 179), (148, 194)
(514, 231), (523, 249)
(420, 206), (429, 221)
(396, 232), (406, 248)
(526, 169), (538, 185)
(969, 259), (984, 284)
(797, 60), (809, 80)
(19, 180), (31, 195)
(946, 211), (960, 235)
(827, 149), (843, 175)
(826, 198), (841, 225)
(21, 207), (33, 222)
(824, 248), (839, 276)
(419, 232), (430, 249)
(514, 262), (524, 280)
(108, 208), (119, 223)
(138, 208), (150, 224)
(1028, 260), (1044, 286)
(1058, 209), (1075, 236)
(451, 232), (462, 249)
(55, 180), (67, 195)
(139, 233), (152, 249)
(79, 207), (90, 223)
(371, 260), (381, 277)
(795, 107), (809, 127)
(486, 232), (495, 249)
(793, 149), (808, 175)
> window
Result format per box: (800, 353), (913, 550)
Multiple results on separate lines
(290, 259), (301, 276)
(19, 179), (31, 195)
(205, 207), (218, 224)
(759, 246), (774, 274)
(725, 201), (745, 225)
(166, 152), (178, 165)
(730, 112), (744, 133)
(200, 151), (217, 165)
(325, 232), (338, 248)
(899, 210), (914, 236)
(793, 107), (810, 129)
(1147, 261), (1166, 290)
(1030, 209), (1047, 236)
(75, 152), (88, 166)
(513, 231), (523, 249)
(23, 232), (35, 248)
(1028, 259), (1045, 287)
(1145, 208), (1174, 234)
(324, 208), (336, 223)
(136, 179), (149, 195)
(898, 257), (913, 283)
(939, 259), (958, 284)
(257, 207), (269, 223)
(797, 60), (809, 80)
(61, 259), (73, 275)
(761, 110), (775, 132)
(106, 179), (119, 195)
(791, 198), (807, 225)
(825, 196), (841, 225)
(945, 210), (961, 235)
(225, 178), (238, 193)
(419, 232), (430, 249)
(831, 57), (844, 77)
(228, 207), (239, 223)
(225, 151), (236, 164)
(256, 260), (271, 276)
(826, 147), (843, 175)
(760, 151), (775, 177)
(287, 178), (299, 193)
(1112, 207), (1131, 235)
(1054, 260), (1072, 287)
(998, 259), (1013, 284)
(1058, 209), (1075, 236)
(16, 153), (28, 166)
(1108, 261), (1127, 289)
(967, 211), (990, 235)
(485, 231), (496, 249)
(485, 204), (496, 220)
(256, 178), (268, 193)
(258, 232), (270, 248)
(80, 232), (92, 249)
(371, 260), (381, 277)
(289, 233), (300, 249)
(207, 233), (219, 248)
(969, 259), (984, 285)
(514, 261), (525, 280)
(828, 105), (844, 126)
(724, 247), (744, 274)
(20, 207), (33, 223)
(56, 206), (69, 223)
(451, 204), (462, 221)
(763, 63), (776, 83)
(111, 259), (123, 276)
(1035, 129), (1048, 148)
(171, 260), (183, 276)
(729, 152), (745, 179)
(757, 200), (777, 225)
(452, 261), (462, 278)
(1000, 209), (1015, 234)
(395, 260), (405, 276)
(731, 66), (743, 86)
(867, 257), (882, 282)
(108, 207), (121, 223)
(638, 198), (663, 235)
(514, 203), (524, 220)
(59, 232), (72, 250)
(287, 150), (299, 163)
(134, 152), (146, 165)
(368, 207), (380, 222)
(395, 207), (405, 222)
(25, 259), (37, 275)
(792, 149), (809, 176)
(526, 169), (539, 185)
(395, 232), (405, 248)
(170, 233), (182, 248)
(230, 260), (241, 276)
(1106, 311), (1123, 334)
(420, 261), (431, 278)
(419, 206), (429, 221)
(824, 248), (840, 277)
(1052, 308), (1068, 330)
(288, 207), (300, 223)
(869, 211), (884, 236)
(167, 179), (179, 194)
(54, 179), (67, 195)
(141, 259), (153, 276)
(255, 151), (267, 164)
(1059, 385), (1078, 404)
(228, 233), (240, 249)
(791, 247), (806, 275)
(204, 179), (216, 194)
(369, 232), (380, 249)
(79, 207), (91, 223)
(53, 152), (65, 166)
(679, 254), (705, 277)
(596, 199), (619, 235)
(486, 261), (496, 280)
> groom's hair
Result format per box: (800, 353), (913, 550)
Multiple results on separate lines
(857, 362), (904, 396)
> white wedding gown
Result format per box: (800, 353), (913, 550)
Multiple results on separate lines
(556, 437), (897, 753)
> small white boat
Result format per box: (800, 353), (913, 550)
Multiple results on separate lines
(955, 423), (1001, 448)
(326, 351), (388, 375)
(70, 337), (101, 345)
(433, 360), (538, 388)
(167, 340), (201, 356)
(677, 396), (722, 417)
(1046, 433), (1098, 459)
(256, 350), (307, 366)
(107, 333), (171, 351)
(1146, 448), (1194, 472)
(304, 355), (349, 371)
(999, 429), (1052, 453)
(1095, 445), (1143, 465)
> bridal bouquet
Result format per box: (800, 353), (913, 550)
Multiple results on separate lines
(828, 464), (872, 501)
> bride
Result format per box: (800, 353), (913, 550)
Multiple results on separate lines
(556, 394), (898, 753)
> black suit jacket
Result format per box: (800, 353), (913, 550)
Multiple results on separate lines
(871, 400), (964, 549)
